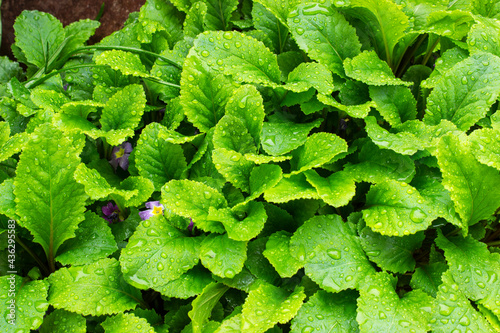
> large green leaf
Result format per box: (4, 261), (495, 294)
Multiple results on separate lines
(119, 215), (201, 291)
(264, 173), (319, 203)
(212, 148), (255, 192)
(100, 313), (155, 333)
(260, 119), (322, 156)
(0, 276), (49, 332)
(200, 234), (247, 278)
(290, 215), (375, 292)
(213, 115), (257, 154)
(436, 133), (500, 226)
(48, 258), (143, 316)
(139, 0), (183, 46)
(423, 52), (500, 131)
(288, 3), (361, 77)
(357, 272), (432, 332)
(14, 124), (87, 261)
(369, 85), (417, 126)
(39, 309), (86, 333)
(469, 127), (500, 171)
(203, 0), (239, 30)
(290, 290), (359, 333)
(189, 283), (229, 333)
(161, 179), (227, 233)
(263, 231), (303, 278)
(253, 2), (290, 53)
(13, 10), (65, 68)
(303, 170), (356, 207)
(363, 180), (437, 236)
(194, 31), (281, 86)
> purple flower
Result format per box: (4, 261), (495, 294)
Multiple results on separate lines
(188, 218), (194, 232)
(109, 142), (133, 170)
(102, 202), (122, 224)
(139, 201), (164, 220)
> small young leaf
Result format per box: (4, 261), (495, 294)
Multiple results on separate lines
(48, 258), (142, 316)
(288, 3), (361, 77)
(0, 179), (17, 219)
(200, 234), (247, 278)
(139, 0), (183, 46)
(55, 211), (118, 266)
(317, 93), (375, 119)
(213, 115), (257, 154)
(290, 289), (359, 333)
(410, 262), (448, 298)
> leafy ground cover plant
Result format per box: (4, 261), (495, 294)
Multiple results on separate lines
(1, 0), (500, 331)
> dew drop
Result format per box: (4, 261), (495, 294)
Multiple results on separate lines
(327, 248), (341, 259)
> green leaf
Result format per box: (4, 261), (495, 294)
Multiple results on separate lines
(48, 258), (142, 315)
(139, 0), (183, 46)
(100, 84), (146, 141)
(189, 283), (229, 333)
(241, 284), (306, 332)
(55, 211), (118, 266)
(194, 31), (281, 86)
(203, 0), (239, 30)
(0, 277), (49, 332)
(14, 124), (87, 260)
(341, 0), (409, 66)
(344, 51), (411, 86)
(225, 85), (265, 147)
(287, 4), (361, 77)
(180, 51), (234, 132)
(285, 62), (335, 95)
(200, 234), (247, 278)
(290, 215), (375, 292)
(253, 2), (290, 53)
(364, 116), (423, 155)
(161, 179), (227, 233)
(423, 52), (500, 131)
(73, 163), (135, 200)
(160, 265), (213, 299)
(0, 56), (22, 83)
(213, 115), (257, 154)
(317, 93), (375, 118)
(343, 141), (416, 184)
(13, 10), (65, 68)
(208, 201), (267, 241)
(469, 128), (500, 171)
(423, 10), (473, 39)
(95, 50), (149, 77)
(184, 2), (207, 37)
(245, 237), (281, 285)
(0, 179), (17, 219)
(468, 17), (500, 56)
(260, 119), (322, 156)
(135, 123), (187, 191)
(357, 272), (432, 332)
(436, 232), (500, 318)
(436, 133), (500, 226)
(263, 231), (303, 278)
(303, 170), (356, 207)
(264, 173), (319, 203)
(359, 222), (425, 273)
(432, 270), (496, 333)
(363, 180), (437, 236)
(369, 86), (417, 126)
(212, 148), (255, 192)
(421, 47), (468, 89)
(101, 313), (155, 333)
(410, 262), (448, 298)
(111, 176), (155, 207)
(39, 309), (86, 333)
(254, 0), (301, 25)
(289, 132), (347, 176)
(290, 289), (359, 333)
(120, 215), (201, 290)
(60, 19), (100, 59)
(245, 164), (283, 203)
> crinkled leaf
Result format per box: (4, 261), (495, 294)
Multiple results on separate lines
(263, 231), (302, 278)
(290, 289), (359, 333)
(369, 85), (417, 126)
(14, 124), (87, 258)
(423, 52), (500, 131)
(304, 170), (356, 207)
(30, 87), (70, 110)
(0, 276), (49, 332)
(344, 51), (411, 86)
(116, 176), (155, 207)
(39, 309), (86, 333)
(241, 284), (306, 332)
(422, 47), (468, 89)
(180, 51), (234, 132)
(120, 215), (201, 290)
(225, 85), (265, 147)
(208, 201), (267, 241)
(290, 215), (375, 292)
(161, 179), (227, 233)
(101, 313), (155, 333)
(432, 270), (496, 333)
(261, 119), (322, 156)
(264, 173), (319, 203)
(285, 62), (335, 95)
(189, 282), (229, 333)
(469, 127), (500, 170)
(244, 153), (291, 164)
(364, 180), (437, 236)
(95, 50), (149, 77)
(200, 234), (247, 278)
(13, 10), (65, 68)
(359, 223), (425, 273)
(288, 3), (361, 77)
(135, 123), (187, 191)
(357, 272), (432, 332)
(55, 211), (118, 266)
(194, 31), (281, 86)
(48, 258), (142, 316)
(436, 133), (500, 226)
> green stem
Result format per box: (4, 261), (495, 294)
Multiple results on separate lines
(421, 37), (440, 67)
(395, 34), (427, 78)
(487, 240), (500, 247)
(25, 64), (109, 89)
(16, 237), (50, 276)
(0, 162), (16, 169)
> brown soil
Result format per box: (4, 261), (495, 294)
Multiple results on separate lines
(1, 0), (146, 59)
